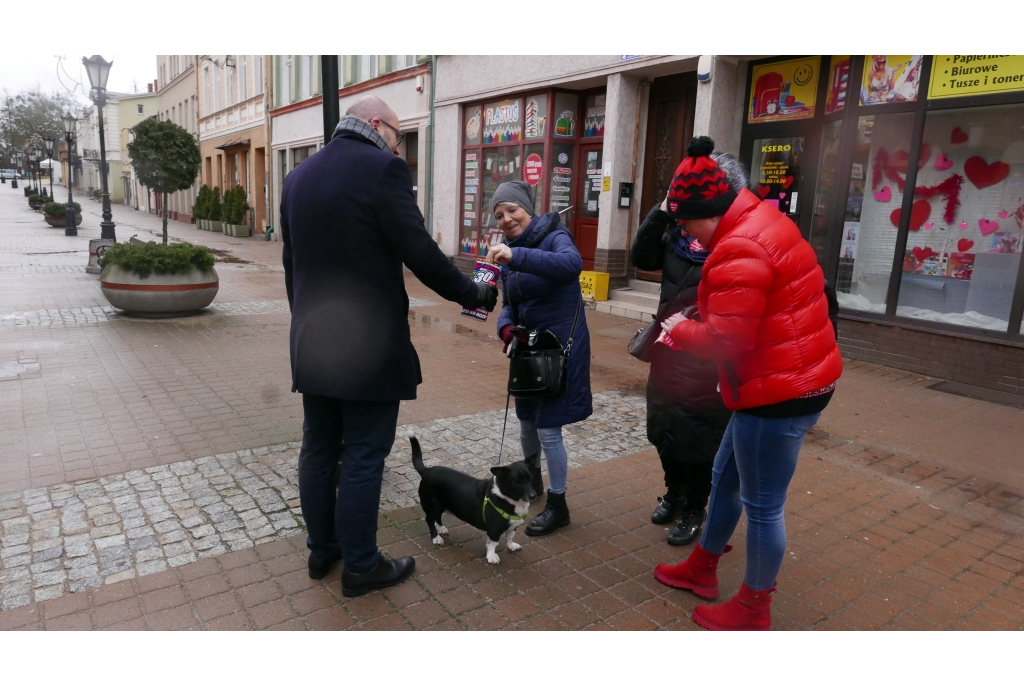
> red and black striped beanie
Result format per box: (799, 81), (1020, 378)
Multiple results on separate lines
(665, 136), (737, 220)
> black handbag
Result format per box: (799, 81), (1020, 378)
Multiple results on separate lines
(504, 272), (583, 400)
(628, 277), (692, 363)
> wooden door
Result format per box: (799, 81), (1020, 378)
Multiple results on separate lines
(573, 144), (602, 271)
(637, 73), (698, 282)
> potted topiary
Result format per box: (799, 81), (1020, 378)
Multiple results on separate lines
(209, 186), (223, 233)
(98, 241), (219, 316)
(43, 201), (82, 227)
(222, 186), (251, 237)
(194, 185), (212, 230)
(28, 194), (44, 210)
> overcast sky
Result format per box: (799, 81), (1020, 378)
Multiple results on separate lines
(0, 54), (157, 104)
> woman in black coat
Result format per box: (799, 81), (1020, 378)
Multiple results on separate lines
(630, 202), (732, 546)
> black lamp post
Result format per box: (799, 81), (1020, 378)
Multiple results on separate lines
(28, 152), (38, 195)
(83, 55), (116, 241)
(35, 147), (45, 197)
(44, 135), (55, 198)
(63, 112), (78, 236)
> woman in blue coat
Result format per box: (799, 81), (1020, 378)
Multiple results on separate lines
(487, 181), (593, 536)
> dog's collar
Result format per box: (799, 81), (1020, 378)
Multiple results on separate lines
(483, 495), (526, 523)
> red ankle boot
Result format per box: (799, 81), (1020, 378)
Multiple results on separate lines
(692, 582), (776, 630)
(653, 543), (731, 599)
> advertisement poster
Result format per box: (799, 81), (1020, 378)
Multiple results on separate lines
(750, 137), (803, 215)
(748, 57), (820, 124)
(929, 55), (1024, 99)
(461, 152), (479, 242)
(524, 95), (547, 139)
(461, 262), (501, 321)
(464, 105), (481, 145)
(825, 56), (850, 114)
(860, 55), (924, 105)
(483, 99), (522, 144)
(523, 153), (544, 186)
(840, 221), (860, 260)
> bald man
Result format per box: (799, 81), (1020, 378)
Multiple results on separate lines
(281, 95), (497, 597)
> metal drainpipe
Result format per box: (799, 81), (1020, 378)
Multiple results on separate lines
(427, 55), (437, 248)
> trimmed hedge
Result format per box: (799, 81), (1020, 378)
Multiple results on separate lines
(98, 241), (216, 279)
(43, 202), (82, 217)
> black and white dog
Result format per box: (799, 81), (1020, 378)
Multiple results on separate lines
(411, 436), (541, 564)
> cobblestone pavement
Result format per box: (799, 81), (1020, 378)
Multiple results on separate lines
(0, 391), (645, 610)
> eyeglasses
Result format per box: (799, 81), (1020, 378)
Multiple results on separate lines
(375, 118), (404, 149)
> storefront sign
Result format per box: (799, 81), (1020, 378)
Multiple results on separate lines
(929, 55), (1024, 99)
(483, 99), (522, 143)
(523, 153), (543, 186)
(748, 57), (820, 123)
(751, 137), (803, 215)
(860, 56), (923, 105)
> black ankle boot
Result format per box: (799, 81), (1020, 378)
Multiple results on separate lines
(667, 508), (706, 547)
(525, 490), (570, 537)
(651, 486), (685, 525)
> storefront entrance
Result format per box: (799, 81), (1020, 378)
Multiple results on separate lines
(637, 73), (698, 282)
(573, 144), (602, 270)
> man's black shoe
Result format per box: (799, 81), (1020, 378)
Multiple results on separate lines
(341, 556), (415, 598)
(308, 549), (343, 580)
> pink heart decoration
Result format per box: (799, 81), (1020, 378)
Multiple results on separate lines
(874, 186), (892, 202)
(998, 210), (1009, 219)
(778, 192), (786, 199)
(923, 222), (934, 230)
(934, 153), (953, 171)
(978, 218), (1000, 235)
(958, 221), (969, 230)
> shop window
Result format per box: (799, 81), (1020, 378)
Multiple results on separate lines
(549, 143), (574, 214)
(553, 93), (577, 138)
(750, 137), (803, 218)
(524, 94), (547, 139)
(894, 103), (1024, 332)
(809, 120), (844, 266)
(825, 57), (850, 114)
(460, 150), (480, 255)
(479, 146), (520, 250)
(482, 99), (522, 144)
(464, 105), (482, 146)
(835, 112), (916, 309)
(582, 94), (606, 138)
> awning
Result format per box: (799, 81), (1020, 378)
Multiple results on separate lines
(215, 138), (250, 151)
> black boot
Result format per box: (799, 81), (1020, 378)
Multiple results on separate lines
(341, 555), (415, 598)
(667, 508), (706, 547)
(651, 486), (685, 525)
(307, 548), (343, 580)
(525, 490), (570, 537)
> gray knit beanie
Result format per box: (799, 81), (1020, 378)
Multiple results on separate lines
(490, 180), (535, 216)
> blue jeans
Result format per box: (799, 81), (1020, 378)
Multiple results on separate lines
(297, 394), (400, 574)
(699, 411), (820, 590)
(519, 421), (568, 494)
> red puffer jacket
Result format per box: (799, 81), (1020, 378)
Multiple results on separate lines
(669, 189), (842, 411)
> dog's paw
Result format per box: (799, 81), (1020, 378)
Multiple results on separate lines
(506, 541), (522, 552)
(486, 552), (501, 565)
(432, 535), (444, 546)
(436, 525), (449, 536)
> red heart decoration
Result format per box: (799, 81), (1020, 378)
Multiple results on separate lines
(891, 200), (932, 231)
(781, 175), (795, 189)
(911, 246), (936, 262)
(757, 184), (771, 198)
(957, 239), (974, 252)
(964, 156), (1010, 189)
(951, 127), (968, 144)
(889, 145), (931, 173)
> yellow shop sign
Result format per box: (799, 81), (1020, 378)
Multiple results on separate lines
(929, 55), (1024, 99)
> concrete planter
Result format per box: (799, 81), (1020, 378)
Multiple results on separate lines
(210, 221), (223, 233)
(100, 263), (219, 317)
(44, 213), (82, 227)
(223, 222), (250, 237)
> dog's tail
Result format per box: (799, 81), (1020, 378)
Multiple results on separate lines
(410, 436), (426, 476)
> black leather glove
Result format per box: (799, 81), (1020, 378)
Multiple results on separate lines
(475, 282), (498, 312)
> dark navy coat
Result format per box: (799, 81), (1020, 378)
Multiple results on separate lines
(281, 130), (479, 401)
(496, 212), (593, 429)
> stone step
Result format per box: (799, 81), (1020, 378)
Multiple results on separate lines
(609, 287), (660, 309)
(629, 278), (661, 294)
(594, 299), (657, 323)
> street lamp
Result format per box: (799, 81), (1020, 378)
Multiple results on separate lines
(63, 112), (78, 236)
(44, 135), (55, 198)
(83, 54), (116, 241)
(35, 147), (45, 197)
(28, 151), (38, 195)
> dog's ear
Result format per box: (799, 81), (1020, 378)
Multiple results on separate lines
(490, 466), (509, 477)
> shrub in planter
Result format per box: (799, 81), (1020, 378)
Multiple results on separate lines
(222, 186), (251, 237)
(98, 242), (219, 316)
(42, 201), (83, 227)
(127, 118), (202, 244)
(208, 186), (223, 232)
(28, 194), (44, 209)
(194, 185), (212, 230)
(92, 189), (101, 200)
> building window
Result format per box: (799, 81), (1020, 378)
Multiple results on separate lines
(239, 56), (248, 101)
(226, 63), (234, 106)
(254, 56), (264, 95)
(214, 65), (222, 111)
(137, 104), (144, 114)
(204, 67), (213, 115)
(274, 56), (291, 108)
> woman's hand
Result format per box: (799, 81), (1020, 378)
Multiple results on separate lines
(660, 311), (687, 335)
(660, 194), (669, 213)
(488, 243), (513, 265)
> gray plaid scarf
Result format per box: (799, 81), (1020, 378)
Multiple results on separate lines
(332, 115), (391, 153)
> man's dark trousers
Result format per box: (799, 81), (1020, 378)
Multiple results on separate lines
(298, 393), (400, 574)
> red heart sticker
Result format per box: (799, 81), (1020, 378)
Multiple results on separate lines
(891, 200), (932, 231)
(912, 246), (936, 262)
(781, 175), (795, 189)
(951, 127), (968, 144)
(964, 156), (1010, 189)
(757, 185), (771, 199)
(957, 239), (974, 252)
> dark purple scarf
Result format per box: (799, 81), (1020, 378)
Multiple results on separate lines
(669, 225), (710, 264)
